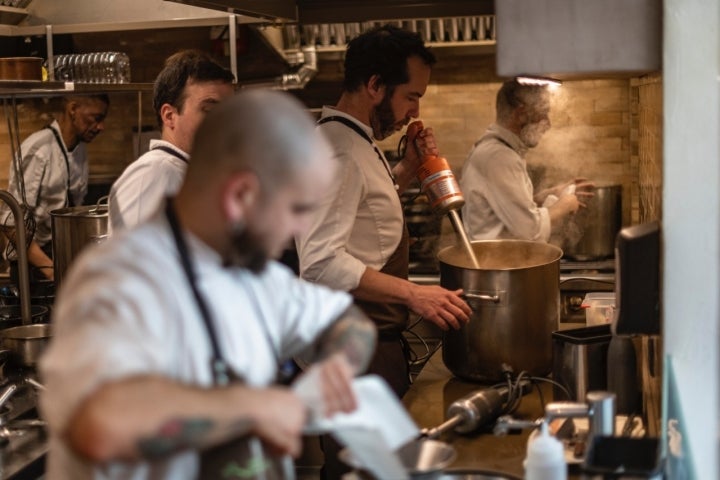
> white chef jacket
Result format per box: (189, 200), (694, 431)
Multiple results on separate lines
(295, 107), (404, 292)
(108, 140), (188, 234)
(459, 124), (551, 242)
(39, 208), (353, 480)
(1, 120), (88, 247)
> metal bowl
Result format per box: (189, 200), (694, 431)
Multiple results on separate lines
(340, 438), (457, 480)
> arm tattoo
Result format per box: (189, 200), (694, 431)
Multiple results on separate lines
(137, 417), (254, 459)
(138, 418), (214, 458)
(316, 305), (377, 373)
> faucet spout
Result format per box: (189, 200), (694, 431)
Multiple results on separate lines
(0, 190), (31, 325)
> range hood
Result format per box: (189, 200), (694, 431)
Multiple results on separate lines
(495, 0), (662, 78)
(166, 0), (494, 23)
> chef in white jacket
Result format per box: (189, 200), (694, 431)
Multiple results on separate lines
(460, 79), (593, 242)
(108, 50), (234, 234)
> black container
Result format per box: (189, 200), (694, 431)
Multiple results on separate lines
(552, 324), (612, 401)
(582, 436), (663, 478)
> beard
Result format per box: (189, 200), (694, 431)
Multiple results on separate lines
(224, 221), (268, 273)
(519, 120), (550, 148)
(370, 90), (400, 141)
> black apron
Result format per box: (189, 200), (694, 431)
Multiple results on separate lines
(164, 198), (295, 480)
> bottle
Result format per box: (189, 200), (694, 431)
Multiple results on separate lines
(524, 420), (567, 480)
(406, 121), (465, 213)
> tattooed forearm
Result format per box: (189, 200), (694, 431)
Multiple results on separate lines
(137, 417), (254, 459)
(315, 305), (377, 374)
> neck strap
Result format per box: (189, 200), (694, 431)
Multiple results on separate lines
(318, 115), (398, 190)
(45, 125), (74, 208)
(165, 198), (231, 386)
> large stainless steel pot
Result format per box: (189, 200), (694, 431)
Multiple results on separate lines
(563, 183), (622, 261)
(440, 240), (562, 382)
(51, 202), (108, 288)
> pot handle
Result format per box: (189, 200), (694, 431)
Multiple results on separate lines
(464, 292), (501, 304)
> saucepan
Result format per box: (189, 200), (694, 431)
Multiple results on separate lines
(0, 57), (43, 81)
(0, 324), (51, 367)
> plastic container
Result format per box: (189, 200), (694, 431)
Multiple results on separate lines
(524, 421), (567, 480)
(582, 292), (616, 326)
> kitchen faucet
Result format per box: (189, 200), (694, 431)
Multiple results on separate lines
(0, 190), (31, 325)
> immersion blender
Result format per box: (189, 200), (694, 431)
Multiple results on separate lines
(405, 121), (480, 268)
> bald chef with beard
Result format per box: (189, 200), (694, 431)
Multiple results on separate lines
(460, 79), (593, 242)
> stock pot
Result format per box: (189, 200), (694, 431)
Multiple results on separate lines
(51, 201), (108, 288)
(439, 240), (561, 382)
(563, 183), (622, 260)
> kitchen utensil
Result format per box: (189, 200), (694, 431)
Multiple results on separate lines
(440, 240), (562, 382)
(563, 183), (622, 261)
(0, 323), (51, 367)
(422, 386), (510, 439)
(0, 57), (43, 81)
(339, 438), (457, 480)
(51, 199), (108, 288)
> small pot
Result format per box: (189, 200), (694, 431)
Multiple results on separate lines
(0, 324), (51, 367)
(0, 57), (43, 81)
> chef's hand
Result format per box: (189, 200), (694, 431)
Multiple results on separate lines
(292, 352), (357, 420)
(572, 178), (595, 202)
(407, 285), (471, 331)
(250, 387), (308, 458)
(554, 178), (595, 198)
(393, 126), (440, 192)
(551, 193), (582, 217)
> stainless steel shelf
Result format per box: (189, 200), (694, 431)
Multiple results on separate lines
(0, 5), (29, 26)
(0, 14), (260, 37)
(0, 81), (154, 98)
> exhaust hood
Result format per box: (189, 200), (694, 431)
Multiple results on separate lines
(165, 0), (494, 24)
(495, 0), (661, 78)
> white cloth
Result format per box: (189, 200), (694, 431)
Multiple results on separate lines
(108, 140), (188, 234)
(1, 120), (88, 247)
(295, 107), (404, 291)
(459, 124), (551, 242)
(39, 208), (353, 480)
